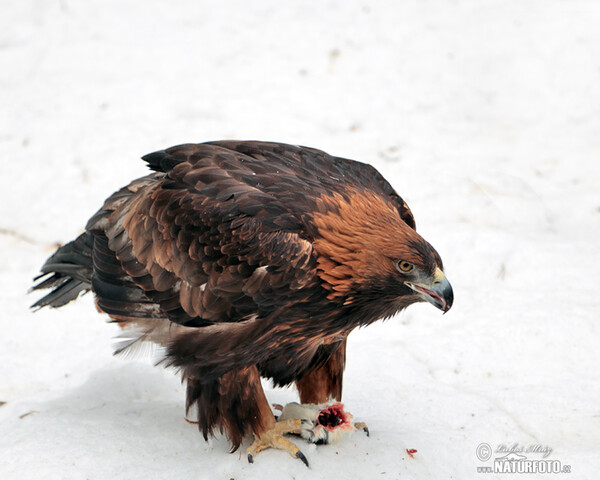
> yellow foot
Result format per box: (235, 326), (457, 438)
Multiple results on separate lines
(247, 419), (309, 467)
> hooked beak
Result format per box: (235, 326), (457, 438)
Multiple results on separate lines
(405, 267), (454, 313)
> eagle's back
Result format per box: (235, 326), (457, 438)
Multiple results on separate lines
(143, 141), (416, 230)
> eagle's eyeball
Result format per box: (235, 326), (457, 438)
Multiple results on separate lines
(397, 260), (414, 273)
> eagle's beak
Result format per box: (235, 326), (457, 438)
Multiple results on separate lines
(405, 267), (454, 313)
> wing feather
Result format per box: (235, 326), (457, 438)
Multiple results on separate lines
(88, 145), (319, 330)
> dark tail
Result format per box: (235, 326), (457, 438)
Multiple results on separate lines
(30, 232), (94, 309)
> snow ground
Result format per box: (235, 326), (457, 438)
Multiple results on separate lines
(1, 1), (599, 479)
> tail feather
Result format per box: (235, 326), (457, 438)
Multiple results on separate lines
(31, 233), (94, 309)
(31, 277), (89, 310)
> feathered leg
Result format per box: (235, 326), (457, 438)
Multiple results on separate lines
(292, 340), (369, 441)
(184, 366), (273, 450)
(295, 339), (346, 404)
(184, 365), (310, 465)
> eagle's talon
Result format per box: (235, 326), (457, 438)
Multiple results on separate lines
(246, 418), (307, 465)
(354, 421), (369, 437)
(296, 450), (309, 467)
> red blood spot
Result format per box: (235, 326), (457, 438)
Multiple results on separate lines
(406, 449), (417, 458)
(317, 403), (351, 431)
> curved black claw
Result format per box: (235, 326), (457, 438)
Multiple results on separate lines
(353, 422), (370, 437)
(248, 453), (254, 464)
(296, 450), (309, 467)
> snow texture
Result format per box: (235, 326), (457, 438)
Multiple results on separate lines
(1, 1), (599, 479)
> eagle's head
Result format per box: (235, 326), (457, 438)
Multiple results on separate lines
(392, 240), (453, 314)
(312, 188), (453, 320)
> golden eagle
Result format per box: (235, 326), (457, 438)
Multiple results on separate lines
(32, 141), (453, 465)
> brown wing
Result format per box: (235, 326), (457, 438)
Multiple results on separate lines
(86, 144), (318, 337)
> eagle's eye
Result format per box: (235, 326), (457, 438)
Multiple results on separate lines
(397, 261), (414, 273)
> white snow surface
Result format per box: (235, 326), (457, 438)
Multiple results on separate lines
(1, 1), (599, 479)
